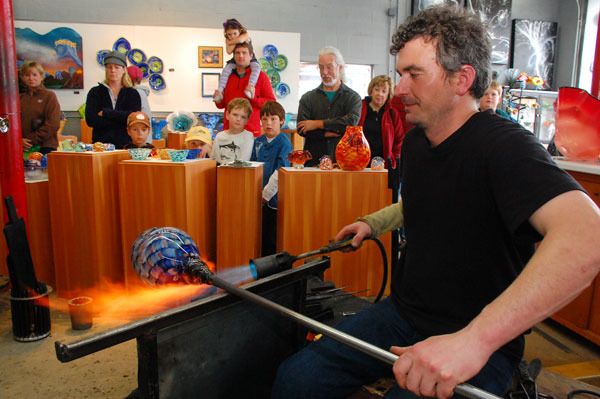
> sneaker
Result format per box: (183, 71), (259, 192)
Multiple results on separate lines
(244, 89), (254, 99)
(213, 90), (223, 103)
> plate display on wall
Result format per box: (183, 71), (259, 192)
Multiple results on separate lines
(262, 44), (279, 62)
(147, 56), (164, 73)
(127, 48), (147, 66)
(267, 70), (281, 88)
(113, 37), (131, 54)
(138, 63), (150, 79)
(96, 49), (111, 66)
(273, 54), (288, 71)
(149, 73), (166, 91)
(275, 82), (290, 98)
(258, 57), (272, 72)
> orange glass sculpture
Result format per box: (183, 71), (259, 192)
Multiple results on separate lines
(554, 87), (600, 161)
(288, 150), (312, 168)
(335, 126), (371, 171)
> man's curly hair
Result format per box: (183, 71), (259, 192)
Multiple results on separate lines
(390, 5), (491, 98)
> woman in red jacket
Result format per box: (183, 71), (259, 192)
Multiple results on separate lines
(358, 75), (406, 168)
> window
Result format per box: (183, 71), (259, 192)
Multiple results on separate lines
(299, 63), (372, 99)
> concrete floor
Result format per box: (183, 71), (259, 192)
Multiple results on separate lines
(1, 281), (599, 398)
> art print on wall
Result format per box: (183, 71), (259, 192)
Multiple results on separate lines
(510, 19), (558, 88)
(412, 0), (462, 14)
(198, 46), (223, 68)
(465, 0), (512, 65)
(15, 26), (83, 89)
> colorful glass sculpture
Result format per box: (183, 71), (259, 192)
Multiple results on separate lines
(288, 150), (312, 168)
(319, 155), (334, 170)
(335, 126), (371, 171)
(554, 87), (600, 161)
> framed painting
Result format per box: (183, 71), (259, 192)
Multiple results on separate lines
(198, 46), (223, 68)
(465, 0), (512, 65)
(15, 26), (84, 89)
(201, 73), (220, 98)
(510, 19), (558, 89)
(412, 0), (462, 15)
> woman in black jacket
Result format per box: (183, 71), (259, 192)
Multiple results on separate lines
(85, 51), (141, 148)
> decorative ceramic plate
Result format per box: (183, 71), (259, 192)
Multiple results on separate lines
(113, 37), (131, 54)
(138, 63), (150, 79)
(127, 48), (147, 66)
(262, 44), (279, 62)
(96, 49), (111, 66)
(149, 73), (166, 91)
(273, 54), (288, 71)
(267, 70), (281, 88)
(147, 56), (164, 74)
(275, 82), (290, 98)
(258, 57), (272, 72)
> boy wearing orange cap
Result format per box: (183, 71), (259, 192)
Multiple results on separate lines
(124, 111), (154, 149)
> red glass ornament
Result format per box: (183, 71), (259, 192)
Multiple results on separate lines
(555, 87), (600, 161)
(335, 126), (371, 171)
(288, 150), (312, 168)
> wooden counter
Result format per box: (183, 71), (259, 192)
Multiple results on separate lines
(278, 167), (392, 295)
(25, 180), (55, 287)
(216, 163), (263, 271)
(118, 158), (217, 288)
(552, 167), (600, 346)
(48, 150), (129, 298)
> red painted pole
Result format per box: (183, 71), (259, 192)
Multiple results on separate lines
(0, 0), (27, 223)
(592, 18), (600, 98)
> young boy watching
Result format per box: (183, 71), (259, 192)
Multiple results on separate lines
(124, 111), (154, 149)
(185, 125), (213, 158)
(211, 98), (254, 164)
(250, 101), (293, 255)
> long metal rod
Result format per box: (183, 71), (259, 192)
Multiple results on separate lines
(207, 274), (502, 399)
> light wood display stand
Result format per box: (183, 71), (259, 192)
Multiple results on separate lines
(48, 151), (129, 298)
(216, 163), (263, 271)
(167, 132), (186, 149)
(278, 167), (392, 295)
(118, 158), (217, 288)
(552, 169), (600, 346)
(25, 180), (55, 287)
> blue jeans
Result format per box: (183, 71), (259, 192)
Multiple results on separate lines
(271, 298), (518, 399)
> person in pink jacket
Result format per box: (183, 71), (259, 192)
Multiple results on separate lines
(358, 75), (407, 168)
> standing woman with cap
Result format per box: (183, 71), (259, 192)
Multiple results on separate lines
(85, 51), (141, 148)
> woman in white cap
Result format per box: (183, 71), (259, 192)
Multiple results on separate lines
(85, 50), (141, 148)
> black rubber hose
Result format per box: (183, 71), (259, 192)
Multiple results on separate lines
(366, 237), (388, 303)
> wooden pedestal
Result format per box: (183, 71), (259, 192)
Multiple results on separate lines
(48, 151), (129, 298)
(216, 163), (263, 271)
(167, 132), (187, 149)
(278, 167), (392, 295)
(25, 180), (55, 287)
(118, 159), (217, 288)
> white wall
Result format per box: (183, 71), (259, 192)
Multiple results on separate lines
(14, 20), (300, 113)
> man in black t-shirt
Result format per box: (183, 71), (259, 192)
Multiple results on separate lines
(272, 5), (600, 399)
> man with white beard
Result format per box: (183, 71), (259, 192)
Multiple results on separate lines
(297, 46), (361, 166)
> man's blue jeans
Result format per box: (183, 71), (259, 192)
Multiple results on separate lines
(271, 298), (518, 398)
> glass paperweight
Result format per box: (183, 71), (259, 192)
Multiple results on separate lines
(371, 156), (385, 170)
(319, 155), (334, 170)
(288, 150), (312, 169)
(335, 126), (371, 171)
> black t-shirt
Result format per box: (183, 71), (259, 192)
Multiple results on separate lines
(394, 111), (582, 360)
(363, 100), (385, 160)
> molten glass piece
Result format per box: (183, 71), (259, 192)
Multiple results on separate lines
(131, 227), (207, 286)
(335, 126), (371, 171)
(554, 87), (600, 161)
(288, 150), (312, 168)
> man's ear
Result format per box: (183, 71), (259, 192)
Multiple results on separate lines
(454, 65), (477, 96)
